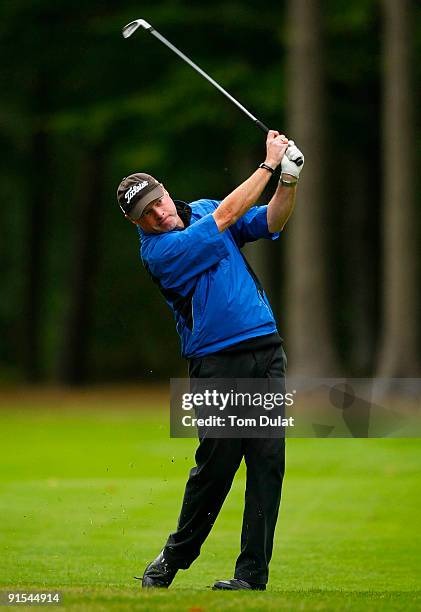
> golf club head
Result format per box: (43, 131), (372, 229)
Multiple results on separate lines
(122, 19), (152, 38)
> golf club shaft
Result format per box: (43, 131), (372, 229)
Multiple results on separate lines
(123, 20), (304, 168)
(127, 21), (270, 134)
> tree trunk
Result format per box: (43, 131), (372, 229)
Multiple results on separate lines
(284, 0), (338, 376)
(22, 73), (50, 382)
(56, 145), (105, 385)
(341, 153), (376, 374)
(376, 0), (418, 377)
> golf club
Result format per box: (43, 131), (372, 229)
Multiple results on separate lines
(122, 18), (303, 167)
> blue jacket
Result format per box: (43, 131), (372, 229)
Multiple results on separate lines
(138, 199), (280, 358)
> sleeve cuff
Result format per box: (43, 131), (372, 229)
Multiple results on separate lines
(257, 206), (280, 240)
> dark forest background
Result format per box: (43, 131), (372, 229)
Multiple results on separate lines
(1, 0), (420, 385)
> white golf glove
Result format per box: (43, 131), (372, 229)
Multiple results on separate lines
(281, 140), (305, 179)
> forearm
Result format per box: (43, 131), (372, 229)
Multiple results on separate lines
(267, 175), (297, 232)
(213, 166), (274, 232)
(213, 130), (289, 232)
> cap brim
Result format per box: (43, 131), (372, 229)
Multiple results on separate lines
(127, 184), (165, 220)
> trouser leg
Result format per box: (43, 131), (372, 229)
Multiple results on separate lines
(164, 437), (243, 568)
(163, 351), (254, 568)
(234, 437), (285, 584)
(235, 344), (287, 584)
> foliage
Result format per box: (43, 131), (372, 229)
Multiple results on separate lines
(0, 0), (419, 381)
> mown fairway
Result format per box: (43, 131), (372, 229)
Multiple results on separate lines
(0, 389), (420, 611)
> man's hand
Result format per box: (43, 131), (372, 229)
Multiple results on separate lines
(281, 140), (305, 179)
(264, 131), (290, 170)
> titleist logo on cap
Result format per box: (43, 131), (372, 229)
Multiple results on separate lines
(125, 180), (148, 204)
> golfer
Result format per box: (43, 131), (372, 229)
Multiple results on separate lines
(117, 130), (304, 591)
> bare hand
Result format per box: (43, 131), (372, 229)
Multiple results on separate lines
(265, 131), (289, 169)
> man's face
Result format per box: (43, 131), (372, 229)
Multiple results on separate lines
(127, 189), (183, 234)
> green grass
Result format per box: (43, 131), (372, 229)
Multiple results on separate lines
(0, 389), (420, 610)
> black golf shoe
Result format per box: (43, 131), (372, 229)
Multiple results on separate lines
(136, 550), (178, 588)
(212, 578), (266, 591)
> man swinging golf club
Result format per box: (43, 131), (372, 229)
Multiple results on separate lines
(117, 130), (304, 590)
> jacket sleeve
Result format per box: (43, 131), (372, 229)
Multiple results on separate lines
(145, 213), (229, 290)
(228, 205), (280, 248)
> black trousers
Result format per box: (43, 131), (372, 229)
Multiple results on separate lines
(163, 344), (287, 585)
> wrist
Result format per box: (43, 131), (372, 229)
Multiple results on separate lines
(279, 172), (298, 187)
(259, 162), (276, 175)
(264, 159), (279, 170)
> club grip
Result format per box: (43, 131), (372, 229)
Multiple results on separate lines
(255, 119), (270, 134)
(256, 119), (303, 166)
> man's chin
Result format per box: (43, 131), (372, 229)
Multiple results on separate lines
(157, 218), (176, 232)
